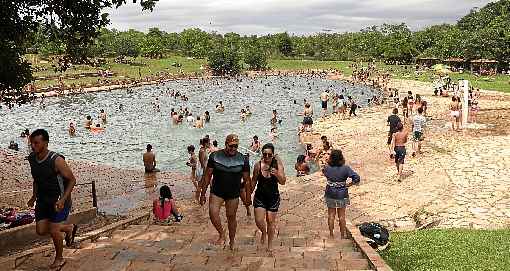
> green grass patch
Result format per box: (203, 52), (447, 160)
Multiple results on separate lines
(380, 229), (510, 271)
(29, 55), (510, 93)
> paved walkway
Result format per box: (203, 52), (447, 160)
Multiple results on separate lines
(10, 179), (387, 270)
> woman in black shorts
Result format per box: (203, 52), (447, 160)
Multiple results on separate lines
(251, 143), (286, 252)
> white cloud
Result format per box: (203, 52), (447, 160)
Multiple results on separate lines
(106, 0), (493, 35)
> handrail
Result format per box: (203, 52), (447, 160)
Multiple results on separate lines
(0, 181), (97, 208)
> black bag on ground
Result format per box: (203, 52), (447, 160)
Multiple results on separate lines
(358, 222), (389, 248)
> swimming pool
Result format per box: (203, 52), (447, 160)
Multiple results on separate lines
(1, 76), (378, 174)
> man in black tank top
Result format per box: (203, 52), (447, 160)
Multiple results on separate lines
(27, 129), (77, 269)
(199, 134), (251, 250)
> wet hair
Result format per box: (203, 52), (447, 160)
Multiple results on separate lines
(205, 111), (209, 115)
(339, 95), (344, 99)
(30, 129), (49, 142)
(253, 135), (258, 140)
(451, 96), (456, 102)
(261, 143), (275, 153)
(197, 116), (201, 120)
(418, 107), (424, 114)
(297, 154), (306, 163)
(328, 149), (345, 167)
(101, 109), (104, 113)
(146, 144), (152, 151)
(271, 128), (276, 132)
(306, 144), (313, 150)
(321, 135), (327, 141)
(212, 140), (218, 147)
(202, 137), (210, 145)
(87, 115), (92, 120)
(159, 185), (173, 207)
(393, 108), (398, 114)
(187, 145), (195, 152)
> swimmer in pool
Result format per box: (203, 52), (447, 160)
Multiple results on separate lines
(216, 101), (225, 112)
(84, 116), (92, 129)
(270, 128), (278, 140)
(240, 109), (247, 121)
(99, 109), (107, 123)
(250, 136), (261, 153)
(245, 106), (252, 116)
(195, 116), (204, 128)
(270, 110), (278, 127)
(68, 122), (76, 136)
(204, 111), (211, 123)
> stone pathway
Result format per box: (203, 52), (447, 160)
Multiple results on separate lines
(9, 179), (388, 270)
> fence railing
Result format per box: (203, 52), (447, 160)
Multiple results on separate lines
(0, 181), (97, 210)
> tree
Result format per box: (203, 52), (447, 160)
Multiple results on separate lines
(207, 42), (241, 76)
(244, 38), (268, 70)
(142, 28), (165, 58)
(179, 28), (212, 58)
(275, 32), (294, 57)
(1, 0), (158, 105)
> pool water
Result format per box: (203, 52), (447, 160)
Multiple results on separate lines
(1, 76), (378, 174)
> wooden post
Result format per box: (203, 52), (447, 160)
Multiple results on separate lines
(91, 181), (97, 208)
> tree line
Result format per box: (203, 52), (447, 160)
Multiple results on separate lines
(30, 0), (509, 68)
(1, 0), (509, 103)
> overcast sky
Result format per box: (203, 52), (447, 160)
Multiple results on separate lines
(106, 0), (493, 35)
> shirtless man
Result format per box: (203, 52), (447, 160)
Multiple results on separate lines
(200, 134), (251, 250)
(84, 116), (92, 129)
(391, 122), (408, 181)
(143, 144), (160, 173)
(320, 90), (330, 117)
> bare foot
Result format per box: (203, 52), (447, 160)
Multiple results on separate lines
(212, 230), (226, 246)
(260, 232), (267, 244)
(50, 258), (66, 270)
(229, 241), (236, 251)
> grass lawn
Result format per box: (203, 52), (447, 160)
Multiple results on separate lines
(380, 229), (510, 271)
(29, 55), (510, 93)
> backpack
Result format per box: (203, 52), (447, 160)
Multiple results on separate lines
(358, 222), (389, 249)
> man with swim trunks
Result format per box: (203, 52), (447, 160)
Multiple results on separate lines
(412, 107), (427, 157)
(391, 122), (408, 182)
(320, 90), (329, 117)
(143, 144), (160, 173)
(200, 134), (251, 250)
(27, 129), (77, 269)
(387, 108), (401, 158)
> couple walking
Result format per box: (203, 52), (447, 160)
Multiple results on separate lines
(199, 134), (286, 252)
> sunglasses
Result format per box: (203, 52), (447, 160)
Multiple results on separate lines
(228, 144), (238, 149)
(262, 153), (273, 157)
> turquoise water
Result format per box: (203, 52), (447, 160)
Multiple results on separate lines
(1, 76), (378, 174)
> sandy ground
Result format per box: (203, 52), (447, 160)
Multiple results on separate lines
(306, 79), (510, 230)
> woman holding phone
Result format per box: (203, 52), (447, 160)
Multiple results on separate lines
(251, 143), (286, 252)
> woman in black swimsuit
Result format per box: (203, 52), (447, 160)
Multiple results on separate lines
(251, 143), (286, 252)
